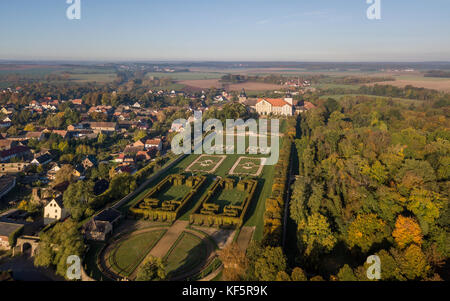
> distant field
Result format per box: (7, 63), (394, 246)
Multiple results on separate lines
(179, 79), (282, 91)
(146, 72), (225, 81)
(367, 78), (450, 92)
(68, 73), (117, 83)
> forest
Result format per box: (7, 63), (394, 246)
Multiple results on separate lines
(289, 94), (449, 280)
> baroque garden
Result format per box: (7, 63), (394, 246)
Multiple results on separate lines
(88, 120), (292, 281)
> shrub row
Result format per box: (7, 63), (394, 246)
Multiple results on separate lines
(263, 118), (296, 245)
(190, 178), (257, 228)
(129, 174), (206, 223)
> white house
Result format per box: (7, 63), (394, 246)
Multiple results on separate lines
(44, 197), (68, 225)
(145, 138), (162, 151)
(255, 97), (294, 116)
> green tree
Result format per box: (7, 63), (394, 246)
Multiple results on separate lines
(136, 257), (166, 281)
(34, 219), (86, 279)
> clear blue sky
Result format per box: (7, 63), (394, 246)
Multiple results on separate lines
(1, 0), (449, 61)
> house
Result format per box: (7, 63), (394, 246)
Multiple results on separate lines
(0, 163), (30, 174)
(136, 149), (156, 161)
(0, 140), (18, 151)
(0, 176), (16, 198)
(31, 152), (52, 166)
(89, 122), (118, 133)
(295, 101), (317, 114)
(46, 163), (61, 180)
(115, 164), (137, 175)
(82, 156), (97, 169)
(145, 138), (162, 151)
(25, 132), (45, 141)
(0, 146), (31, 162)
(43, 196), (68, 225)
(71, 99), (83, 106)
(52, 130), (69, 139)
(255, 96), (294, 116)
(82, 208), (122, 241)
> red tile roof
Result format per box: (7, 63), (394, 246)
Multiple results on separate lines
(257, 98), (291, 107)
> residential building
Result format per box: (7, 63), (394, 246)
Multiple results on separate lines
(43, 196), (68, 225)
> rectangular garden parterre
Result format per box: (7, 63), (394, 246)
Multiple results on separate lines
(189, 178), (257, 228)
(185, 154), (226, 173)
(229, 157), (265, 177)
(129, 174), (206, 222)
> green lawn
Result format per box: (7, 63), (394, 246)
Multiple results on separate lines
(156, 184), (192, 202)
(121, 130), (284, 241)
(164, 232), (208, 278)
(185, 155), (225, 173)
(110, 230), (166, 277)
(230, 157), (263, 176)
(209, 187), (247, 211)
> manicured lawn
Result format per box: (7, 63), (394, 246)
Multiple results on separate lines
(121, 129), (285, 241)
(156, 184), (192, 202)
(185, 155), (225, 173)
(230, 157), (263, 176)
(210, 187), (247, 210)
(164, 232), (208, 278)
(110, 230), (166, 277)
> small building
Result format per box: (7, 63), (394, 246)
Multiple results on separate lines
(89, 122), (118, 133)
(31, 152), (52, 166)
(0, 221), (24, 250)
(43, 196), (68, 225)
(83, 208), (122, 241)
(82, 155), (97, 170)
(0, 163), (30, 174)
(145, 138), (162, 151)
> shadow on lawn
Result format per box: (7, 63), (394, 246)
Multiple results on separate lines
(167, 238), (210, 280)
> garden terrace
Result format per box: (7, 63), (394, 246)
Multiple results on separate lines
(129, 174), (206, 223)
(190, 178), (257, 228)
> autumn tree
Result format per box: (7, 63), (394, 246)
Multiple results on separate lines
(218, 243), (248, 281)
(346, 213), (389, 253)
(299, 213), (337, 257)
(392, 216), (423, 249)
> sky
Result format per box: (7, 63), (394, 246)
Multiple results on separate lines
(1, 0), (450, 62)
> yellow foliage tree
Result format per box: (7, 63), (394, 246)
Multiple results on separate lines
(392, 216), (423, 249)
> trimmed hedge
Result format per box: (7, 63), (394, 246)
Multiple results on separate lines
(189, 178), (258, 228)
(129, 174), (206, 223)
